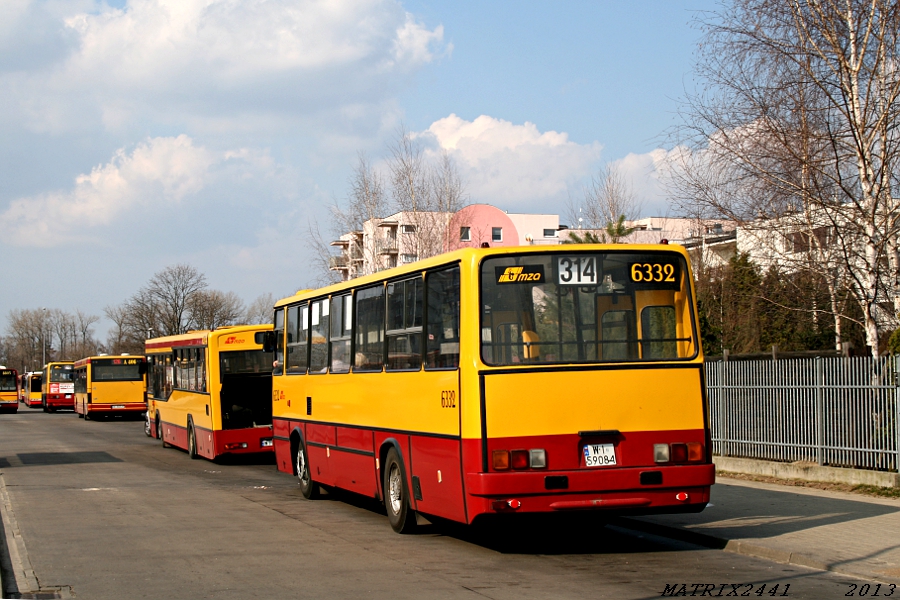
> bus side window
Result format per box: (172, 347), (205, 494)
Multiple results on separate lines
(273, 308), (285, 375)
(286, 304), (309, 374)
(309, 299), (329, 373)
(425, 266), (460, 369)
(330, 294), (352, 374)
(387, 278), (423, 371)
(355, 285), (385, 372)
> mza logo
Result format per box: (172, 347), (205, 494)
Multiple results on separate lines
(496, 265), (544, 284)
(223, 336), (245, 345)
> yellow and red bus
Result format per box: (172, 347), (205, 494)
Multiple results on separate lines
(269, 245), (714, 532)
(21, 372), (43, 408)
(74, 355), (147, 420)
(42, 362), (75, 412)
(145, 325), (275, 460)
(0, 368), (19, 413)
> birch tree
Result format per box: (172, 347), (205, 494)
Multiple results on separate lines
(670, 0), (900, 357)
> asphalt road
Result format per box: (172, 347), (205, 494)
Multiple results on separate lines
(0, 409), (869, 599)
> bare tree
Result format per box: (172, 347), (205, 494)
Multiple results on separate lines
(668, 0), (900, 357)
(565, 163), (644, 243)
(311, 127), (468, 283)
(147, 264), (208, 335)
(244, 293), (276, 325)
(187, 290), (245, 330)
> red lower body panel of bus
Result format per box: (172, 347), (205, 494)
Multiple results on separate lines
(273, 418), (714, 524)
(44, 393), (74, 410)
(159, 420), (274, 460)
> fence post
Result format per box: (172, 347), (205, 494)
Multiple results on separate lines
(720, 357), (728, 457)
(816, 357), (824, 466)
(895, 356), (900, 473)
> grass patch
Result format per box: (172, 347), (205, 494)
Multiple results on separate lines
(717, 470), (900, 499)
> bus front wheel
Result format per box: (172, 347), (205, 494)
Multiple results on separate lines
(143, 412), (151, 437)
(295, 441), (320, 500)
(383, 448), (417, 534)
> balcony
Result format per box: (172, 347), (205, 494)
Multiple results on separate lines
(328, 256), (349, 270)
(376, 240), (398, 255)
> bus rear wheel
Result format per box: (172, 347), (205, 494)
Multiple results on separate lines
(188, 423), (198, 459)
(295, 441), (320, 499)
(143, 412), (152, 437)
(383, 448), (417, 534)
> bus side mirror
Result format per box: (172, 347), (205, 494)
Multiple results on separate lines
(138, 362), (148, 375)
(255, 331), (275, 353)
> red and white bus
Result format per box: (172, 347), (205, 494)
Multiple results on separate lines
(42, 362), (75, 412)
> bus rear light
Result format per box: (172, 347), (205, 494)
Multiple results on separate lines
(670, 443), (688, 463)
(529, 449), (547, 469)
(687, 442), (704, 462)
(225, 442), (248, 450)
(491, 499), (521, 511)
(511, 450), (529, 470)
(492, 450), (510, 470)
(653, 444), (670, 463)
(676, 492), (689, 502)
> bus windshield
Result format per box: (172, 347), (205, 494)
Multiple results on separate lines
(92, 359), (143, 381)
(30, 376), (42, 393)
(480, 251), (698, 366)
(49, 365), (74, 382)
(0, 373), (16, 391)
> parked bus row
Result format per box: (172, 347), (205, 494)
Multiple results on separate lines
(4, 244), (715, 533)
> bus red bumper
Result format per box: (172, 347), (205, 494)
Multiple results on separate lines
(465, 463), (714, 516)
(86, 402), (147, 415)
(45, 394), (74, 409)
(213, 427), (275, 456)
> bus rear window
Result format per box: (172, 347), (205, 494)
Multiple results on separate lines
(480, 252), (698, 366)
(49, 365), (74, 382)
(220, 350), (274, 376)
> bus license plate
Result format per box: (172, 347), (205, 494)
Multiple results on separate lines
(112, 405), (125, 409)
(583, 443), (617, 467)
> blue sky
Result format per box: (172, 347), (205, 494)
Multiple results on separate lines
(0, 0), (714, 342)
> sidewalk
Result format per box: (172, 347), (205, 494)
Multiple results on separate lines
(616, 476), (900, 584)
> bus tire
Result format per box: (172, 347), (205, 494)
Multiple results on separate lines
(295, 440), (320, 499)
(383, 448), (417, 534)
(42, 396), (48, 412)
(143, 412), (152, 437)
(158, 414), (170, 448)
(188, 422), (198, 460)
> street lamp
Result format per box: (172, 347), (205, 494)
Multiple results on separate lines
(40, 307), (47, 367)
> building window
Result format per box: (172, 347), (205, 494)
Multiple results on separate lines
(543, 228), (557, 238)
(401, 224), (417, 234)
(460, 227), (471, 241)
(492, 227), (503, 242)
(401, 254), (418, 264)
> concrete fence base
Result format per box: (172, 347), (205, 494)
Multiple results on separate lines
(713, 455), (900, 489)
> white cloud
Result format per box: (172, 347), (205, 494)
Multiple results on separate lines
(422, 114), (603, 208)
(1, 0), (446, 134)
(0, 135), (216, 246)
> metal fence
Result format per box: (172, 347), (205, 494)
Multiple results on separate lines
(706, 356), (900, 472)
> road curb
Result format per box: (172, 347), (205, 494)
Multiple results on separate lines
(613, 516), (899, 585)
(0, 471), (40, 597)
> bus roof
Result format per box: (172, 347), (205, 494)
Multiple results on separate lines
(275, 243), (690, 308)
(144, 323), (273, 352)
